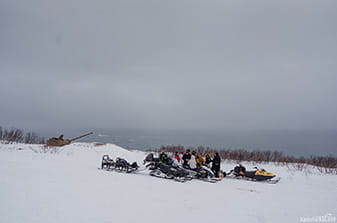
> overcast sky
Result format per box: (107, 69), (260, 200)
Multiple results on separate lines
(1, 0), (337, 132)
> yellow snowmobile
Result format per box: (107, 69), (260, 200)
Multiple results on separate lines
(227, 164), (280, 183)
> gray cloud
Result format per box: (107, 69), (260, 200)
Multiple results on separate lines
(1, 0), (337, 131)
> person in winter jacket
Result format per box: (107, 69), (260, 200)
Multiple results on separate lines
(179, 151), (184, 160)
(189, 151), (197, 170)
(196, 153), (206, 167)
(234, 164), (246, 175)
(182, 150), (191, 168)
(205, 153), (212, 166)
(159, 152), (168, 164)
(173, 152), (180, 163)
(211, 152), (221, 178)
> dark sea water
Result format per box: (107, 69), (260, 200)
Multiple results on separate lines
(44, 129), (337, 157)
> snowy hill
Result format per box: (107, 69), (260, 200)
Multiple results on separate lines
(0, 143), (336, 223)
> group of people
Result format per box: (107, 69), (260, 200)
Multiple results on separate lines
(158, 150), (222, 178)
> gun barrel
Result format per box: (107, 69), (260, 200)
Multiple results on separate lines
(69, 132), (93, 142)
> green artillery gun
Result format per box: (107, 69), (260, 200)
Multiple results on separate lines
(46, 132), (93, 147)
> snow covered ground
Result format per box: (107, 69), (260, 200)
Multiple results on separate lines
(0, 142), (336, 223)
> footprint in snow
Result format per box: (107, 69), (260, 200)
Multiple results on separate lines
(236, 187), (259, 193)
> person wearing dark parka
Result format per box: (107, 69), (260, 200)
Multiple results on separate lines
(212, 152), (221, 178)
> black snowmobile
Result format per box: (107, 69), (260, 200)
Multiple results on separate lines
(227, 164), (280, 184)
(101, 155), (115, 170)
(101, 155), (139, 173)
(144, 153), (192, 182)
(182, 165), (220, 183)
(115, 157), (139, 173)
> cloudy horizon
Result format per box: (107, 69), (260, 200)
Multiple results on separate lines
(1, 0), (337, 132)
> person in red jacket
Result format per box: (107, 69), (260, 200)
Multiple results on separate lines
(173, 152), (181, 163)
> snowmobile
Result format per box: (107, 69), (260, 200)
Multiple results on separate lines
(226, 164), (280, 184)
(146, 162), (192, 182)
(101, 155), (139, 173)
(101, 155), (115, 170)
(182, 165), (220, 183)
(144, 153), (192, 182)
(115, 157), (139, 173)
(144, 153), (219, 183)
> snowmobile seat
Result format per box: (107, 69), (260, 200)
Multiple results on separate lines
(144, 153), (154, 162)
(243, 171), (256, 178)
(158, 163), (188, 178)
(131, 162), (139, 169)
(115, 157), (139, 173)
(243, 170), (275, 181)
(144, 153), (160, 164)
